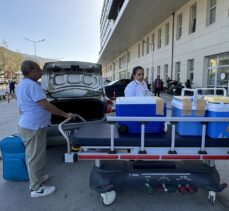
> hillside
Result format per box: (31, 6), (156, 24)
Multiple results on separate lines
(0, 47), (54, 82)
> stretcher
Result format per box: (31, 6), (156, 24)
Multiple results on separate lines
(59, 115), (229, 206)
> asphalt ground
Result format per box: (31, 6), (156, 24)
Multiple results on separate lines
(0, 95), (229, 211)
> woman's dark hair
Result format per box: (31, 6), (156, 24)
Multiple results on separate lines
(131, 66), (144, 80)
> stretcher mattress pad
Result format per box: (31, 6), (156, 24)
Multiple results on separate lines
(72, 122), (229, 147)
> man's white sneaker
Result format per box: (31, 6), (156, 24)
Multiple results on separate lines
(31, 185), (56, 198)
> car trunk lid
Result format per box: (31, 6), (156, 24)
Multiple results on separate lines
(41, 61), (103, 98)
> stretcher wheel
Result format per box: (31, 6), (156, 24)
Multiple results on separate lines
(208, 191), (216, 205)
(100, 190), (116, 206)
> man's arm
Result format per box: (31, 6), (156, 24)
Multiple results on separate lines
(37, 99), (73, 118)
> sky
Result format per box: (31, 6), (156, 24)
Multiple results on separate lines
(0, 0), (104, 62)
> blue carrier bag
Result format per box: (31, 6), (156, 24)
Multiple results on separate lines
(0, 136), (29, 181)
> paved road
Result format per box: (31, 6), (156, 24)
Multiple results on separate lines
(0, 96), (229, 211)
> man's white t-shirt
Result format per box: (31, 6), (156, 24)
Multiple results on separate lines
(16, 78), (51, 130)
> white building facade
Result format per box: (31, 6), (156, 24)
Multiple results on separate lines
(99, 0), (229, 90)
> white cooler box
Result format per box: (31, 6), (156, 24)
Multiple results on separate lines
(115, 96), (166, 134)
(172, 96), (206, 136)
(205, 96), (229, 138)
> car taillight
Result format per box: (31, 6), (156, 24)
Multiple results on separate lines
(106, 99), (113, 113)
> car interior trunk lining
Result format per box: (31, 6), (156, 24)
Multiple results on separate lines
(50, 99), (105, 124)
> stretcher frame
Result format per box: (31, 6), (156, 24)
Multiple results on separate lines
(59, 116), (229, 205)
(59, 116), (229, 163)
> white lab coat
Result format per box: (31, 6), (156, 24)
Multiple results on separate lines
(124, 80), (152, 97)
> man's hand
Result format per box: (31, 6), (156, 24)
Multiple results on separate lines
(65, 113), (78, 120)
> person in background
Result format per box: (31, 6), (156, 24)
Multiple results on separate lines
(124, 66), (152, 97)
(144, 77), (151, 90)
(185, 79), (192, 89)
(154, 75), (162, 97)
(160, 79), (164, 92)
(9, 81), (15, 94)
(16, 60), (76, 198)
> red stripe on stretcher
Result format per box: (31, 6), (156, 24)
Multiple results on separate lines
(202, 155), (229, 160)
(78, 154), (118, 160)
(120, 155), (160, 160)
(161, 155), (201, 160)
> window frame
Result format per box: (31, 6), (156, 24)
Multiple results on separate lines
(165, 23), (169, 45)
(151, 33), (155, 51)
(207, 0), (217, 25)
(164, 64), (169, 82)
(176, 14), (183, 40)
(187, 59), (194, 81)
(157, 29), (161, 49)
(189, 3), (197, 34)
(146, 37), (149, 54)
(138, 43), (141, 58)
(175, 62), (181, 82)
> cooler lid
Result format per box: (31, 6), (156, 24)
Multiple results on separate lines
(173, 96), (193, 101)
(116, 96), (161, 104)
(205, 96), (229, 104)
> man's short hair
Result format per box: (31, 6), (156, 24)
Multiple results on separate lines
(21, 60), (39, 76)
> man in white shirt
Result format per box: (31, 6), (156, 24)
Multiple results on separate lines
(16, 60), (76, 198)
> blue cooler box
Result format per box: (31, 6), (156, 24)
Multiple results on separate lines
(0, 136), (29, 181)
(172, 96), (206, 136)
(206, 96), (229, 138)
(115, 97), (166, 134)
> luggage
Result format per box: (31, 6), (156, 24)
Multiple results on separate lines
(0, 136), (29, 181)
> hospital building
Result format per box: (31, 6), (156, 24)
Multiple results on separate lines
(98, 0), (229, 90)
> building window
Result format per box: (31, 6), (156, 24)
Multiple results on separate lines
(157, 29), (161, 49)
(207, 0), (217, 25)
(175, 62), (181, 82)
(119, 70), (127, 79)
(187, 59), (194, 81)
(119, 54), (127, 69)
(164, 64), (168, 81)
(189, 3), (197, 34)
(138, 43), (140, 58)
(165, 23), (169, 45)
(142, 40), (144, 56)
(146, 37), (149, 54)
(207, 53), (229, 90)
(151, 33), (155, 51)
(127, 51), (130, 63)
(157, 66), (161, 76)
(176, 14), (182, 40)
(146, 68), (149, 79)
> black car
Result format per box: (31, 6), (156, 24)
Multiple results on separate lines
(105, 79), (131, 99)
(41, 61), (113, 142)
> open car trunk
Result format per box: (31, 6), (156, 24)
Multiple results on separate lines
(50, 98), (105, 124)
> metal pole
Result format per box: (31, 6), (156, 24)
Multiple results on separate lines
(24, 38), (45, 60)
(151, 44), (154, 85)
(34, 42), (36, 60)
(171, 12), (175, 79)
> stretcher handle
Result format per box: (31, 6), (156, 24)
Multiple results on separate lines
(181, 88), (196, 97)
(195, 88), (227, 96)
(58, 115), (86, 154)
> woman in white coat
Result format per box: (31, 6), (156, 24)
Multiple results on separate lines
(124, 66), (152, 97)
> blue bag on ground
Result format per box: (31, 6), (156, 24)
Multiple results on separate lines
(0, 136), (29, 181)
